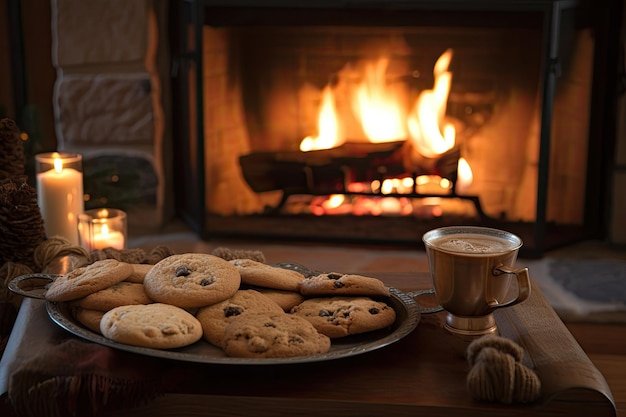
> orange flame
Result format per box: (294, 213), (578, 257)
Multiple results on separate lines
(407, 48), (455, 158)
(299, 48), (474, 213)
(456, 157), (473, 193)
(301, 49), (457, 158)
(300, 86), (343, 151)
(353, 58), (407, 142)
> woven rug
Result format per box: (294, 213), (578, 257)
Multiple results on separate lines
(526, 257), (626, 323)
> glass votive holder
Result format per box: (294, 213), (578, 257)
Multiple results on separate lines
(35, 152), (84, 246)
(78, 208), (127, 251)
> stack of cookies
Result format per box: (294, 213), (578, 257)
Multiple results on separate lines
(44, 253), (397, 359)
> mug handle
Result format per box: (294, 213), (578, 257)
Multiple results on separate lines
(487, 265), (531, 309)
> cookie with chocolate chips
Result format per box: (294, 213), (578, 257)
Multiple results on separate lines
(299, 272), (390, 297)
(254, 288), (305, 312)
(144, 253), (240, 308)
(70, 281), (152, 311)
(100, 303), (203, 349)
(196, 289), (284, 348)
(222, 312), (331, 358)
(290, 296), (396, 338)
(73, 307), (105, 334)
(45, 259), (134, 302)
(125, 263), (153, 283)
(229, 259), (305, 291)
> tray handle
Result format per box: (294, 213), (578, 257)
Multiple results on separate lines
(406, 288), (443, 314)
(8, 273), (59, 299)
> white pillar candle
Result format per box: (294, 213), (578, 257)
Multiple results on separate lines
(36, 153), (84, 245)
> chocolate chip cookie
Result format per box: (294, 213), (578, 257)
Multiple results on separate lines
(73, 307), (105, 334)
(290, 296), (396, 338)
(222, 312), (331, 358)
(229, 259), (304, 291)
(299, 272), (390, 297)
(71, 281), (152, 311)
(125, 263), (153, 283)
(45, 259), (134, 302)
(100, 303), (203, 349)
(144, 253), (241, 308)
(254, 288), (305, 312)
(196, 289), (284, 348)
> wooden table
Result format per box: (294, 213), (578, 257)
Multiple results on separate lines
(0, 272), (616, 417)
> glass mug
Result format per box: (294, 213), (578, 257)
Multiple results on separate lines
(422, 226), (531, 336)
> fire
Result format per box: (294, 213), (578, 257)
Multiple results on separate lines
(300, 49), (456, 156)
(353, 58), (407, 142)
(300, 86), (344, 152)
(299, 48), (474, 215)
(456, 157), (474, 194)
(408, 49), (456, 158)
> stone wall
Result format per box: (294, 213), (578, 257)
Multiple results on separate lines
(50, 0), (171, 232)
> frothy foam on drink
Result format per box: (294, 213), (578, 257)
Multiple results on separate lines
(434, 235), (512, 254)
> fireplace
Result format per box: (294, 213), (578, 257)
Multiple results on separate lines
(169, 0), (619, 256)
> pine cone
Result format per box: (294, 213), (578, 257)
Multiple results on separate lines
(0, 118), (25, 179)
(0, 177), (47, 269)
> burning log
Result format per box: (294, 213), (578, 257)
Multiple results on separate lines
(239, 141), (460, 195)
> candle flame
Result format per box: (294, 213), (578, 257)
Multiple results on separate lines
(101, 224), (110, 237)
(53, 154), (64, 173)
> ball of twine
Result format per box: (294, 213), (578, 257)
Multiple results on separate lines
(1, 236), (176, 309)
(86, 246), (175, 265)
(34, 237), (177, 271)
(211, 247), (266, 263)
(33, 237), (89, 271)
(466, 334), (541, 404)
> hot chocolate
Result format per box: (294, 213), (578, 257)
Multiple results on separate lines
(422, 226), (530, 336)
(429, 233), (517, 255)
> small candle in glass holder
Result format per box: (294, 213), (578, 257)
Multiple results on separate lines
(78, 208), (127, 251)
(36, 152), (84, 245)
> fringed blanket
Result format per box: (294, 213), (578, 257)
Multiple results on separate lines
(8, 338), (193, 417)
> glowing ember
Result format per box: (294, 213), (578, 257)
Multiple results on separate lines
(415, 175), (452, 195)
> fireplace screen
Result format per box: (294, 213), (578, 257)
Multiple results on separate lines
(171, 1), (608, 256)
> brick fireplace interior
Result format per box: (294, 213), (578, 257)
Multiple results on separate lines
(168, 0), (624, 256)
(2, 0), (625, 257)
